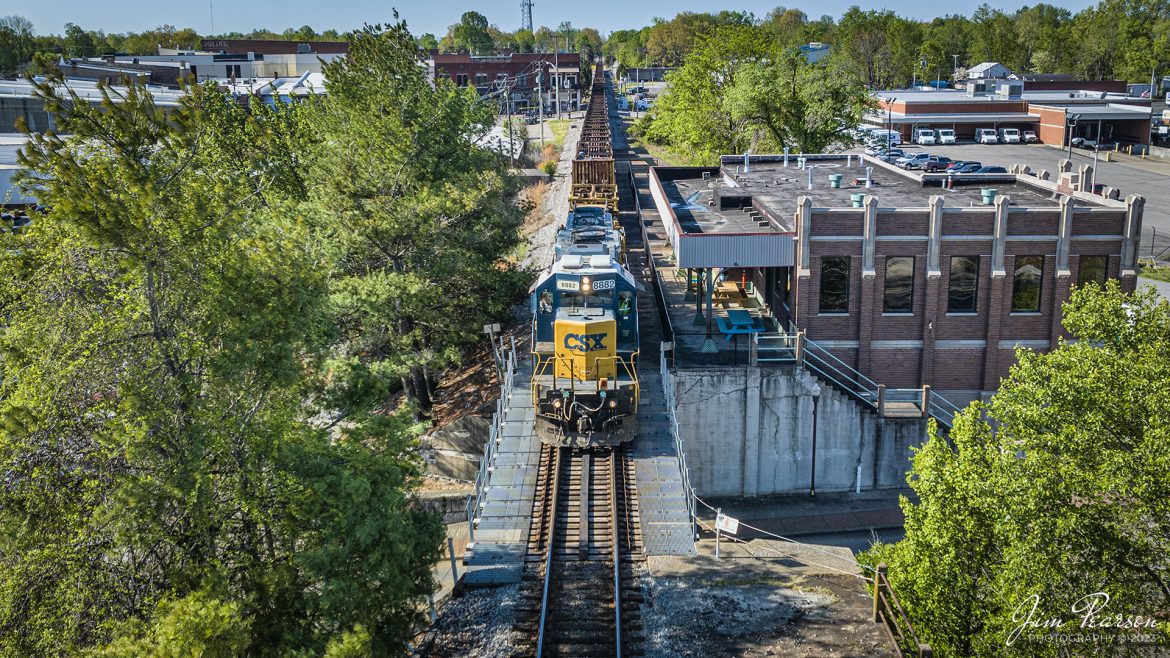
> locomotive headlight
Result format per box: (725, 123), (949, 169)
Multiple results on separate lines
(608, 399), (618, 409)
(552, 399), (562, 409)
(580, 275), (591, 291)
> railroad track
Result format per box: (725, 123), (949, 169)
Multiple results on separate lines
(515, 444), (644, 657)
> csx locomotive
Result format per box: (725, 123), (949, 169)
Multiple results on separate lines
(530, 65), (639, 447)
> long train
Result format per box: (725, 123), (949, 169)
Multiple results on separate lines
(530, 64), (640, 447)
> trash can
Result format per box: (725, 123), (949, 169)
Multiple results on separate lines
(851, 193), (865, 207)
(981, 188), (998, 205)
(829, 173), (843, 189)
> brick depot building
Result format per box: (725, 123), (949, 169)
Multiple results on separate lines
(648, 154), (1142, 405)
(868, 85), (1153, 148)
(425, 52), (582, 114)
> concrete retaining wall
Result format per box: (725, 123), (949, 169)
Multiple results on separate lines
(671, 365), (929, 497)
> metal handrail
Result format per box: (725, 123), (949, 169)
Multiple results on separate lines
(874, 564), (930, 657)
(660, 342), (698, 540)
(466, 342), (517, 543)
(749, 332), (962, 428)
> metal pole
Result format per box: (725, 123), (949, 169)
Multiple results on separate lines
(538, 68), (544, 146)
(873, 563), (887, 622)
(714, 507), (721, 559)
(447, 536), (459, 585)
(810, 395), (818, 497)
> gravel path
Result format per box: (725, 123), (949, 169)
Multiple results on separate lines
(519, 119), (582, 273)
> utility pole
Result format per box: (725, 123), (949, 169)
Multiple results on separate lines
(537, 67), (545, 146)
(554, 45), (561, 121)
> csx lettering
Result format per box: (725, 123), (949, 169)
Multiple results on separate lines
(564, 333), (607, 352)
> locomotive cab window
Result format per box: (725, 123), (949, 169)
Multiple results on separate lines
(618, 292), (633, 317)
(539, 290), (553, 314)
(561, 290), (613, 308)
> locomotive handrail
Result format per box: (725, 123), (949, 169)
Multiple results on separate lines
(530, 352), (640, 406)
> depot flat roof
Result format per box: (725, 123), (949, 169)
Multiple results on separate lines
(866, 112), (1041, 124)
(1032, 103), (1152, 121)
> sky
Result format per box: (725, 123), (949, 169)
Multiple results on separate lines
(11, 0), (1100, 39)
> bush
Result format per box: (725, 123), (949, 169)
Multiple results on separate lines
(539, 160), (557, 176)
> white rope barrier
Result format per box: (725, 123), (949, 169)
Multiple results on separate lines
(692, 494), (881, 576)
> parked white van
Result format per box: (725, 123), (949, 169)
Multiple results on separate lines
(998, 128), (1021, 143)
(977, 128), (999, 144)
(913, 128), (936, 145)
(869, 129), (902, 147)
(937, 129), (956, 144)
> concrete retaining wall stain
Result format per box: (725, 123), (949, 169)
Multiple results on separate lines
(672, 365), (928, 497)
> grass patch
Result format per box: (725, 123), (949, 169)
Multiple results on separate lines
(1139, 262), (1170, 282)
(547, 119), (569, 150)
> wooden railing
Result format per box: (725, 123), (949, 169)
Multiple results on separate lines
(873, 563), (932, 658)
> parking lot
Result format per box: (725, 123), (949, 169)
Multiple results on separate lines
(870, 141), (1170, 261)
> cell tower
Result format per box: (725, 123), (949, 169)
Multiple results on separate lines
(521, 0), (534, 33)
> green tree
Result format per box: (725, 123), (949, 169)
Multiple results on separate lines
(1, 62), (442, 657)
(641, 24), (771, 162)
(63, 22), (96, 57)
(863, 283), (1170, 656)
(310, 20), (526, 415)
(725, 51), (874, 153)
(416, 32), (438, 51)
(514, 28), (535, 53)
(0, 16), (35, 75)
(447, 10), (493, 54)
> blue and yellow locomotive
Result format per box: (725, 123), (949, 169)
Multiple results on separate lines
(530, 254), (640, 447)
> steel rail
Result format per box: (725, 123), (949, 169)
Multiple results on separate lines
(611, 449), (622, 658)
(535, 446), (562, 657)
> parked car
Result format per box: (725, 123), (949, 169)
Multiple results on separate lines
(874, 149), (905, 163)
(1073, 138), (1116, 152)
(913, 128), (937, 145)
(937, 129), (957, 144)
(921, 156), (955, 172)
(951, 162), (985, 173)
(1022, 130), (1039, 143)
(898, 153), (933, 169)
(976, 128), (999, 144)
(998, 128), (1022, 143)
(973, 166), (1008, 173)
(865, 143), (897, 156)
(946, 160), (980, 172)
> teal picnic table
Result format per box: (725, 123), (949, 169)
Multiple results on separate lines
(716, 309), (766, 364)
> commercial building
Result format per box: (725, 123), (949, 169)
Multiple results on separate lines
(124, 39), (349, 83)
(867, 87), (1153, 148)
(426, 52), (582, 114)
